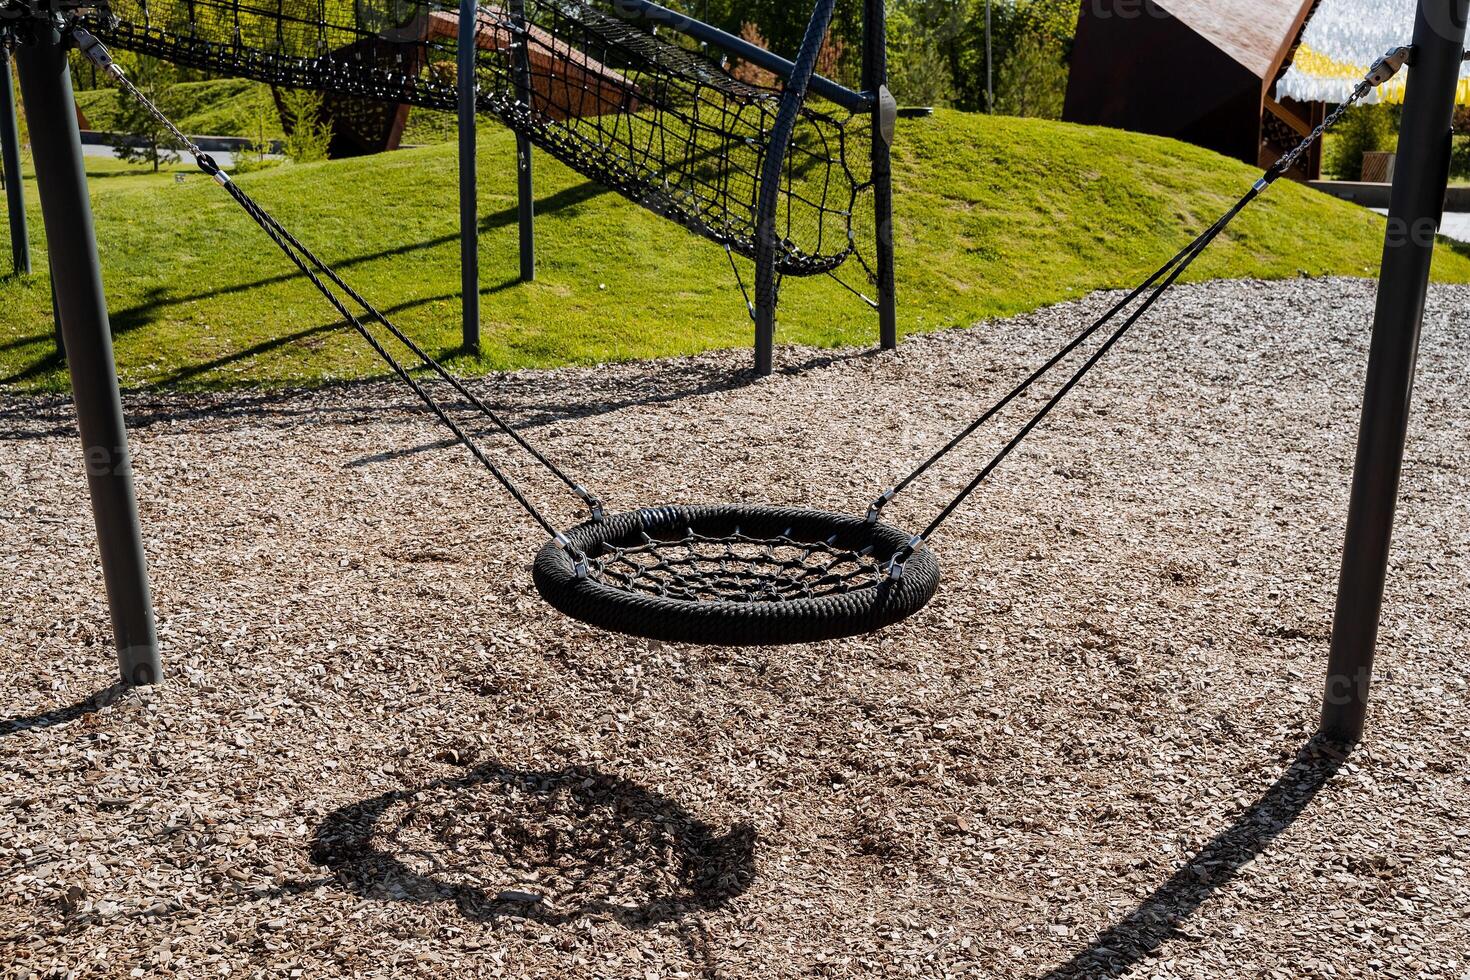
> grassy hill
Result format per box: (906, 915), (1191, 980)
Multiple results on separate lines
(76, 78), (282, 141)
(3, 109), (1467, 390)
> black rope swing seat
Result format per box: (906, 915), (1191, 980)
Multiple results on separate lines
(534, 505), (941, 646)
(62, 4), (1413, 645)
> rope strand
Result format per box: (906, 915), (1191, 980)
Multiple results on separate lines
(869, 46), (1411, 547)
(73, 24), (598, 547)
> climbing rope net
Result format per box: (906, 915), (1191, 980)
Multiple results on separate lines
(85, 0), (871, 275)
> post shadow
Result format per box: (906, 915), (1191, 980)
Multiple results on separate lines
(1, 681), (133, 737)
(1038, 737), (1348, 979)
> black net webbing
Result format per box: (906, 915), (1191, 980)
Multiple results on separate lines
(533, 505), (940, 646)
(85, 0), (871, 275)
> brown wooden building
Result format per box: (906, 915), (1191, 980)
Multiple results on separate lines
(1064, 0), (1326, 179)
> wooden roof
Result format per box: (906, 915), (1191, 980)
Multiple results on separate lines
(1154, 0), (1318, 80)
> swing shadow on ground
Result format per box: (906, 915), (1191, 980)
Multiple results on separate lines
(340, 345), (881, 470)
(1036, 736), (1348, 980)
(285, 761), (753, 974)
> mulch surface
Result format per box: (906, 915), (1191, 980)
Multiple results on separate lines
(3, 277), (1467, 978)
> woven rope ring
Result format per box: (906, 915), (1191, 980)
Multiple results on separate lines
(534, 504), (940, 645)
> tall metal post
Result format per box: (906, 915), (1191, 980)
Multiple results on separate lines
(457, 0), (481, 353)
(1, 46), (30, 276)
(985, 0), (993, 112)
(1321, 0), (1468, 743)
(511, 0), (535, 282)
(753, 0), (838, 376)
(15, 25), (160, 686)
(864, 0), (897, 350)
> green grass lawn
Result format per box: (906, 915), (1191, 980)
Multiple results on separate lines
(4, 109), (1467, 391)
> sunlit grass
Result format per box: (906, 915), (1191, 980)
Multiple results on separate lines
(3, 109), (1465, 391)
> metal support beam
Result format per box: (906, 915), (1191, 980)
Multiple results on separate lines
(864, 0), (897, 351)
(16, 25), (160, 686)
(457, 0), (481, 353)
(984, 0), (993, 112)
(613, 0), (872, 112)
(51, 269), (64, 358)
(1, 46), (30, 277)
(752, 1), (838, 376)
(1321, 0), (1468, 743)
(515, 136), (535, 281)
(511, 0), (535, 283)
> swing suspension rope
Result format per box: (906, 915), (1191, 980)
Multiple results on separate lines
(69, 25), (601, 570)
(864, 45), (1413, 561)
(74, 20), (1412, 643)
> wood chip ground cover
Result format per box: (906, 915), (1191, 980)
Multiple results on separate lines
(2, 277), (1467, 978)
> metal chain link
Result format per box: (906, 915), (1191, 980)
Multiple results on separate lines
(1272, 47), (1410, 180)
(71, 27), (223, 176)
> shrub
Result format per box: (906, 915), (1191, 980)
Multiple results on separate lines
(733, 22), (778, 88)
(1324, 104), (1394, 181)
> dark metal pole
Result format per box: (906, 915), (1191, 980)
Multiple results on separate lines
(612, 0), (872, 112)
(1321, 0), (1468, 743)
(15, 25), (160, 686)
(1, 47), (30, 277)
(458, 0), (481, 353)
(752, 0), (837, 376)
(51, 270), (64, 358)
(864, 0), (897, 350)
(985, 0), (993, 112)
(515, 137), (534, 281)
(511, 0), (535, 283)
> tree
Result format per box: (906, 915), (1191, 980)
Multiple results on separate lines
(888, 0), (966, 107)
(993, 31), (1068, 119)
(935, 0), (1078, 112)
(277, 88), (333, 163)
(108, 54), (180, 172)
(234, 86), (280, 174)
(1326, 104), (1395, 181)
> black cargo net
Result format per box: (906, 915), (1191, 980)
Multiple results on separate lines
(86, 0), (871, 275)
(586, 525), (887, 604)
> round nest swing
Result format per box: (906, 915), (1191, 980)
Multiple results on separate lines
(533, 505), (941, 646)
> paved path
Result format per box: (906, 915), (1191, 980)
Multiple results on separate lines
(80, 142), (253, 168)
(1370, 207), (1470, 243)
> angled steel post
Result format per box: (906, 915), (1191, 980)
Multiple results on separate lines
(511, 0), (535, 282)
(753, 0), (838, 376)
(2, 46), (30, 276)
(864, 0), (897, 350)
(1321, 0), (1468, 743)
(458, 0), (481, 352)
(15, 24), (160, 686)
